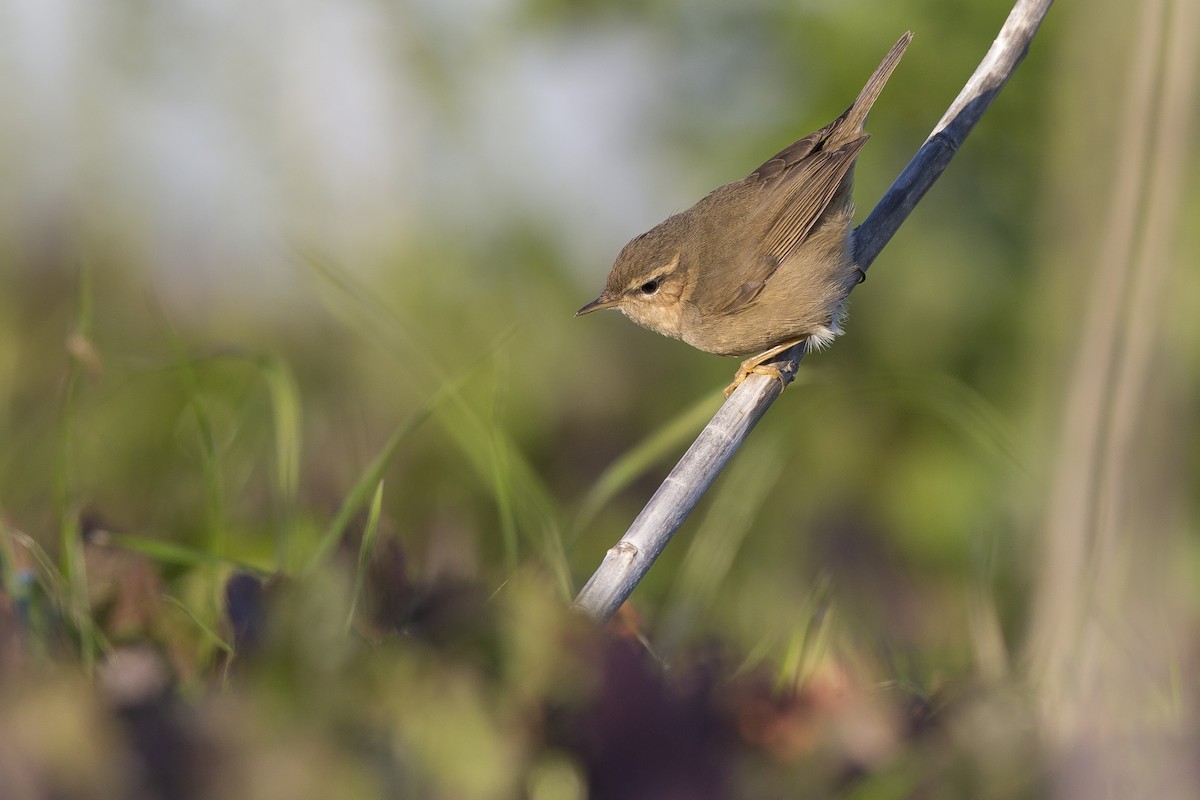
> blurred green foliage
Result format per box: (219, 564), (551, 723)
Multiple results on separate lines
(1, 0), (1198, 797)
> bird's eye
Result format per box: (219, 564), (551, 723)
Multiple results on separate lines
(639, 279), (660, 295)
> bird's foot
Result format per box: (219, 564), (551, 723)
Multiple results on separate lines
(722, 339), (803, 398)
(723, 363), (788, 397)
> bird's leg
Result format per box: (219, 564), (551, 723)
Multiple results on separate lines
(723, 339), (805, 397)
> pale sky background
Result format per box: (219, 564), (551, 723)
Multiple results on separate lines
(2, 0), (753, 304)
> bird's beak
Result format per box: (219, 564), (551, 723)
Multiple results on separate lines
(575, 292), (621, 317)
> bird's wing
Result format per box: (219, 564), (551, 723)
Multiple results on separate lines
(706, 133), (866, 316)
(704, 251), (781, 315)
(757, 135), (866, 265)
(748, 113), (846, 186)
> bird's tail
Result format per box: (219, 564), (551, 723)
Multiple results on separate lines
(838, 31), (912, 140)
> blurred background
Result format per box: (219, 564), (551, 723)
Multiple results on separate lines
(1, 0), (1197, 797)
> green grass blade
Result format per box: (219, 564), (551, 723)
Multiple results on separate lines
(775, 574), (835, 692)
(850, 370), (1023, 471)
(345, 480), (384, 632)
(305, 252), (572, 595)
(305, 403), (430, 573)
(7, 529), (114, 660)
(571, 392), (722, 543)
(668, 442), (784, 609)
(103, 533), (270, 576)
(258, 355), (303, 570)
(56, 262), (97, 673)
(164, 595), (233, 654)
(157, 315), (227, 558)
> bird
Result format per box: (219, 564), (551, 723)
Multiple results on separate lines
(577, 32), (911, 396)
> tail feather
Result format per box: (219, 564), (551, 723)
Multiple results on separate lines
(834, 32), (912, 144)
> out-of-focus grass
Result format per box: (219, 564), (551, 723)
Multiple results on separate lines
(345, 479), (384, 632)
(570, 390), (722, 541)
(0, 0), (1197, 797)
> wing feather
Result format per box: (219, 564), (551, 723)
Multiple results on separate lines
(759, 137), (866, 264)
(705, 136), (865, 315)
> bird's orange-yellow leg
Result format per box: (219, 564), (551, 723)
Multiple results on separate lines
(723, 339), (805, 397)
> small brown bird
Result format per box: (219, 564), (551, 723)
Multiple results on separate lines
(578, 32), (911, 396)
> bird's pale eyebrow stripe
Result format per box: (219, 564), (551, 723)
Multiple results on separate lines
(657, 252), (681, 275)
(624, 253), (682, 293)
